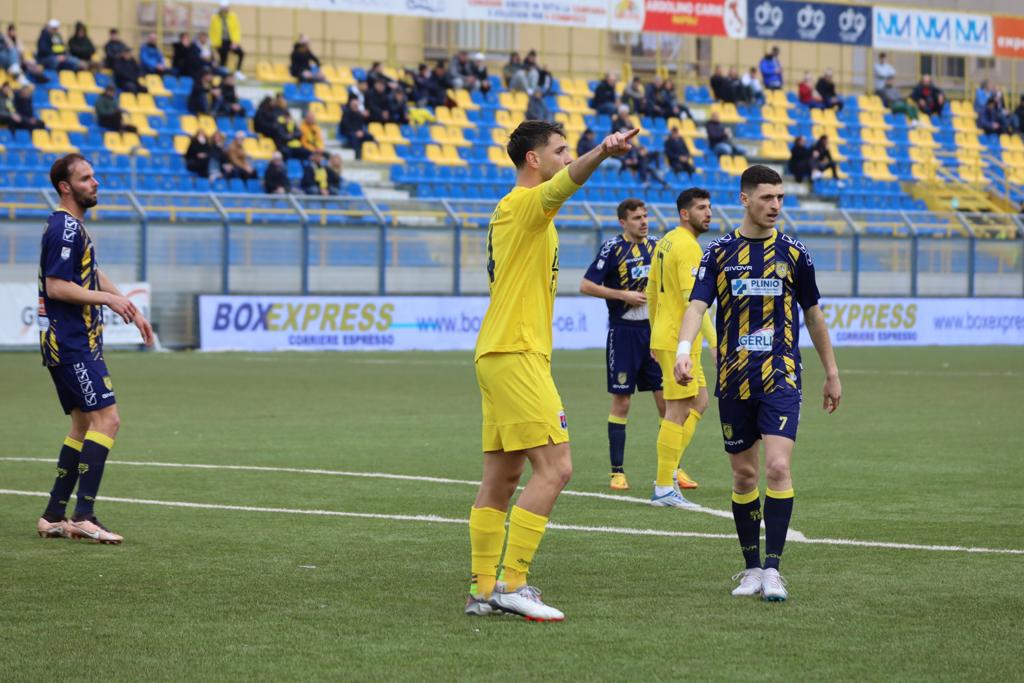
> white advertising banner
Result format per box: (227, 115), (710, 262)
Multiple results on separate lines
(463, 0), (613, 29)
(198, 295), (1024, 352)
(873, 7), (993, 56)
(0, 282), (152, 347)
(305, 0), (457, 18)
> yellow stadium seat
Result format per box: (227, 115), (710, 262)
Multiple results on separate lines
(952, 117), (979, 134)
(134, 93), (162, 116)
(668, 117), (699, 139)
(40, 109), (62, 130)
(765, 89), (789, 108)
(1000, 134), (1024, 152)
(811, 124), (844, 145)
(857, 95), (884, 113)
(709, 102), (745, 124)
(368, 122), (387, 143)
(864, 161), (896, 182)
(78, 71), (106, 94)
(314, 83), (346, 105)
(174, 134), (190, 155)
(444, 126), (471, 148)
(498, 91), (529, 113)
(761, 122), (790, 141)
(955, 132), (983, 152)
(949, 100), (972, 118)
(958, 164), (984, 183)
(448, 89), (480, 112)
(195, 115), (216, 136)
(911, 162), (938, 181)
(33, 129), (78, 154)
(490, 127), (509, 146)
(242, 136), (275, 161)
(719, 155), (747, 176)
(430, 125), (469, 148)
(381, 67), (400, 82)
(179, 115), (199, 136)
(908, 128), (938, 149)
(129, 112), (157, 137)
(256, 62), (291, 84)
(861, 145), (893, 163)
(144, 74), (171, 98)
(760, 139), (789, 160)
(384, 123), (408, 145)
(488, 145), (515, 168)
(59, 71), (80, 91)
(828, 143), (847, 162)
(375, 142), (403, 164)
(908, 146), (935, 163)
(321, 65), (356, 87)
(495, 109), (524, 130)
(554, 111), (586, 134)
(448, 106), (475, 129)
(810, 108), (844, 129)
(861, 127), (892, 147)
(913, 111), (937, 132)
(118, 92), (138, 113)
(309, 101), (342, 125)
(761, 105), (794, 125)
(425, 143), (466, 167)
(361, 141), (382, 162)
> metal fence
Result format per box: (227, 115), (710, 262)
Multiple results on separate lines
(2, 189), (1022, 347)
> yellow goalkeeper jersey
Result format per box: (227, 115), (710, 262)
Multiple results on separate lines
(647, 226), (715, 352)
(474, 167), (581, 361)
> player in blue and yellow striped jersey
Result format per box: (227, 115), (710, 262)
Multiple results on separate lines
(579, 198), (664, 492)
(466, 121), (640, 622)
(36, 154), (154, 545)
(674, 165), (841, 602)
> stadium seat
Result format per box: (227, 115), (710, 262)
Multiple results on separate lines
(314, 82), (347, 105)
(256, 61), (292, 84)
(363, 141), (404, 165)
(667, 117), (699, 139)
(719, 155), (747, 175)
(450, 89), (480, 112)
(911, 162), (939, 181)
(494, 109), (524, 130)
(810, 108), (843, 129)
(128, 112), (157, 137)
(173, 134), (190, 155)
(811, 124), (845, 145)
(709, 102), (745, 124)
(861, 145), (893, 163)
(908, 146), (935, 164)
(908, 128), (939, 149)
(958, 164), (985, 183)
(243, 136), (276, 160)
(309, 101), (342, 125)
(954, 132), (984, 152)
(321, 65), (356, 86)
(760, 139), (790, 160)
(435, 106), (475, 129)
(554, 112), (586, 134)
(864, 161), (896, 181)
(32, 129), (78, 154)
(857, 94), (885, 113)
(498, 91), (529, 113)
(50, 89), (91, 113)
(143, 74), (171, 98)
(1000, 134), (1024, 152)
(761, 122), (790, 141)
(761, 105), (794, 126)
(104, 131), (149, 156)
(487, 145), (514, 168)
(861, 127), (892, 147)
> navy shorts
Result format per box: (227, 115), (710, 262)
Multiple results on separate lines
(48, 360), (117, 415)
(718, 390), (801, 454)
(606, 324), (662, 395)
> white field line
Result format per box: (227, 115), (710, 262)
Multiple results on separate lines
(1, 488), (1021, 555)
(0, 457), (736, 521)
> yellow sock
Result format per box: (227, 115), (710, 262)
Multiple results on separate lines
(501, 506), (548, 590)
(676, 409), (702, 470)
(656, 419), (685, 486)
(469, 506), (507, 597)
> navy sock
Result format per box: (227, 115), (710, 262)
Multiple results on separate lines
(43, 438), (83, 521)
(763, 488), (794, 571)
(731, 490), (762, 570)
(73, 431), (114, 520)
(608, 417), (626, 473)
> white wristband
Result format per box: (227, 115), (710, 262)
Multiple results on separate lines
(675, 340), (691, 358)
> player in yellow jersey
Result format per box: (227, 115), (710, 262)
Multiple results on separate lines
(646, 188), (718, 507)
(465, 120), (639, 622)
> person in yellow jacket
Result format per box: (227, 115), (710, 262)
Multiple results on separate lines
(210, 0), (245, 79)
(646, 186), (718, 507)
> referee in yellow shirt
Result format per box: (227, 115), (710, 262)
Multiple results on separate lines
(465, 120), (639, 622)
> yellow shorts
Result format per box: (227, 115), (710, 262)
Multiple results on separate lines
(475, 352), (569, 453)
(655, 349), (707, 401)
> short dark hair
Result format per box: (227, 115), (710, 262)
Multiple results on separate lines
(507, 120), (567, 168)
(676, 187), (710, 213)
(740, 165), (782, 193)
(617, 198), (645, 220)
(50, 153), (90, 194)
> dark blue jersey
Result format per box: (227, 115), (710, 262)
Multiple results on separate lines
(690, 229), (820, 399)
(583, 234), (658, 327)
(38, 209), (104, 367)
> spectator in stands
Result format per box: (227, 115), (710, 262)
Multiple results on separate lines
(36, 19), (81, 72)
(388, 88), (409, 125)
(811, 134), (840, 180)
(301, 150), (331, 195)
(424, 61), (450, 108)
(290, 34), (325, 84)
(185, 130), (213, 178)
(7, 25), (48, 85)
(664, 127), (694, 178)
(365, 62), (393, 90)
(254, 96), (282, 143)
(409, 63), (431, 106)
(224, 131), (258, 181)
(525, 89), (552, 122)
(525, 51), (553, 96)
(590, 73), (618, 116)
(208, 131), (231, 180)
(264, 151), (291, 194)
(210, 0), (245, 79)
(188, 70), (214, 115)
(874, 52), (895, 84)
(272, 93), (309, 160)
(729, 67), (750, 103)
(659, 80), (692, 120)
(299, 111), (325, 154)
(0, 82), (42, 130)
(140, 33), (168, 76)
(643, 75), (663, 115)
(195, 32), (227, 77)
(611, 104), (632, 136)
(815, 69), (843, 111)
(95, 84), (136, 133)
(1010, 95), (1024, 136)
(348, 80), (368, 111)
(620, 144), (667, 188)
(214, 72), (244, 117)
(0, 26), (21, 78)
(577, 128), (597, 157)
(911, 75), (945, 117)
(876, 76), (916, 120)
(759, 46), (783, 90)
(706, 111), (745, 157)
(623, 77), (646, 115)
(104, 29), (128, 69)
(710, 65), (735, 103)
(68, 22), (96, 66)
(504, 51), (539, 94)
(447, 51), (474, 90)
(113, 49), (147, 94)
(978, 98), (1007, 137)
(12, 84), (43, 129)
(799, 72), (824, 109)
(327, 153), (344, 195)
(366, 79), (392, 123)
(339, 98), (373, 160)
(172, 33), (202, 79)
(469, 52), (492, 99)
(741, 67), (765, 105)
(973, 80), (992, 115)
(788, 135), (812, 183)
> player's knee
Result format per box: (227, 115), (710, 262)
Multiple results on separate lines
(90, 409), (120, 437)
(694, 392), (709, 414)
(764, 460), (791, 486)
(553, 461), (573, 489)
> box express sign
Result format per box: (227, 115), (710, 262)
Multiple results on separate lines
(198, 295), (610, 351)
(748, 0), (871, 46)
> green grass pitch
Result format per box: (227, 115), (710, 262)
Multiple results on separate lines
(0, 347), (1021, 681)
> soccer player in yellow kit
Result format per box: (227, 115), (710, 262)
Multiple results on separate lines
(465, 121), (639, 622)
(646, 188), (718, 507)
